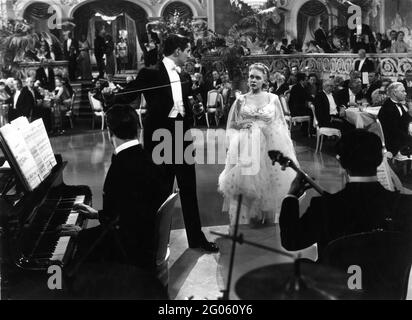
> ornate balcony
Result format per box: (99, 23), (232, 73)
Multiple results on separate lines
(199, 53), (412, 80)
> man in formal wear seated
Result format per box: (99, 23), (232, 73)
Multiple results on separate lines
(313, 80), (355, 133)
(279, 129), (412, 259)
(62, 104), (169, 298)
(378, 82), (412, 156)
(334, 78), (364, 109)
(364, 72), (382, 104)
(354, 49), (375, 85)
(400, 69), (412, 101)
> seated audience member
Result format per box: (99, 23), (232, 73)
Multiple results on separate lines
(287, 39), (299, 53)
(401, 69), (412, 101)
(0, 81), (12, 104)
(193, 56), (204, 74)
(63, 104), (169, 299)
(265, 38), (277, 54)
(391, 31), (410, 53)
(343, 70), (362, 88)
(280, 38), (291, 54)
(192, 72), (207, 105)
(303, 41), (324, 53)
(378, 82), (412, 156)
(335, 78), (364, 108)
(333, 76), (345, 94)
(306, 73), (319, 99)
(371, 77), (391, 107)
(313, 79), (355, 133)
(280, 129), (412, 259)
(288, 65), (298, 86)
(288, 73), (313, 135)
(364, 72), (382, 103)
(380, 33), (392, 52)
(51, 76), (72, 133)
(61, 76), (73, 97)
(207, 70), (222, 91)
(270, 72), (289, 96)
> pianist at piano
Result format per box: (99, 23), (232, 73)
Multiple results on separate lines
(0, 105), (169, 299)
(279, 129), (412, 258)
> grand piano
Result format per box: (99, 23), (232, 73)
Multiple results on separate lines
(0, 135), (91, 299)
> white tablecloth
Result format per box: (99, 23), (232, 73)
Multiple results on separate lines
(345, 107), (381, 129)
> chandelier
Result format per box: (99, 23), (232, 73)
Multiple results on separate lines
(95, 13), (118, 24)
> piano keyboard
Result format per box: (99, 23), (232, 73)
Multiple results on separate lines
(49, 195), (85, 262)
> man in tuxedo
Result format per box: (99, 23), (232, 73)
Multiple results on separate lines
(94, 30), (106, 79)
(354, 49), (375, 74)
(65, 104), (169, 298)
(63, 32), (79, 81)
(378, 82), (412, 156)
(36, 62), (55, 92)
(289, 72), (312, 116)
(364, 72), (382, 103)
(280, 129), (412, 258)
(313, 79), (354, 133)
(9, 78), (35, 122)
(314, 21), (332, 52)
(206, 70), (222, 92)
(334, 78), (364, 108)
(133, 35), (217, 252)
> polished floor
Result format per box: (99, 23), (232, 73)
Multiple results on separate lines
(8, 126), (408, 300)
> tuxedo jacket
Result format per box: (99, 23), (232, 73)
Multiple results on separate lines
(288, 83), (313, 116)
(63, 39), (79, 60)
(94, 36), (106, 59)
(378, 98), (412, 155)
(132, 63), (194, 153)
(354, 58), (375, 73)
(36, 66), (55, 91)
(313, 91), (340, 127)
(280, 182), (412, 259)
(97, 144), (169, 269)
(11, 87), (35, 120)
(334, 88), (364, 108)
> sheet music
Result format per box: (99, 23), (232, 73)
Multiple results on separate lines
(0, 124), (42, 191)
(29, 119), (57, 170)
(11, 118), (49, 179)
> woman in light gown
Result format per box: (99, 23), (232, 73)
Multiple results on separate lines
(218, 63), (298, 229)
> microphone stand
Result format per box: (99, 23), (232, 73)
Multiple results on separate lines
(218, 194), (242, 300)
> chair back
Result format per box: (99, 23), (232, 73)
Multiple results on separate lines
(322, 231), (412, 299)
(139, 93), (146, 111)
(88, 92), (103, 112)
(207, 90), (222, 109)
(155, 190), (179, 265)
(279, 95), (290, 116)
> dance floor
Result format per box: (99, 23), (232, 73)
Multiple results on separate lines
(48, 128), (357, 300)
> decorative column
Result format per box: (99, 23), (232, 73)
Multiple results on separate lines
(0, 0), (7, 29)
(206, 0), (215, 31)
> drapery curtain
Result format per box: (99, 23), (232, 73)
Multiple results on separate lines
(297, 0), (327, 46)
(125, 13), (138, 70)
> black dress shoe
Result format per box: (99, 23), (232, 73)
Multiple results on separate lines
(190, 241), (219, 253)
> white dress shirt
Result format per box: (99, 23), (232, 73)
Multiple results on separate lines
(324, 91), (338, 115)
(357, 58), (366, 71)
(391, 99), (408, 116)
(13, 89), (21, 109)
(349, 89), (356, 104)
(115, 139), (140, 155)
(67, 38), (72, 52)
(163, 57), (184, 118)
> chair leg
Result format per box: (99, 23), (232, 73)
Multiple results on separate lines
(307, 120), (311, 137)
(319, 135), (324, 153)
(101, 115), (104, 131)
(215, 114), (219, 127)
(69, 116), (74, 129)
(315, 133), (320, 153)
(205, 113), (210, 128)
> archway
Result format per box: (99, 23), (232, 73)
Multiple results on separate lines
(72, 0), (149, 70)
(297, 0), (329, 48)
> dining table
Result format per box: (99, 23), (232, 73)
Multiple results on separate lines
(344, 106), (381, 129)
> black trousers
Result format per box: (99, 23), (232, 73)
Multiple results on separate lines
(68, 58), (77, 81)
(163, 162), (205, 246)
(95, 56), (105, 78)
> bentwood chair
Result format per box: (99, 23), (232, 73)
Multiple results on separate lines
(88, 92), (105, 130)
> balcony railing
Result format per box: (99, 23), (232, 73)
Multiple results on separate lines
(198, 53), (412, 80)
